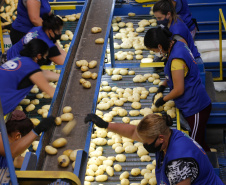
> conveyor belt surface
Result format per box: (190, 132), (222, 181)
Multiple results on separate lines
(37, 0), (115, 172)
(90, 67), (176, 185)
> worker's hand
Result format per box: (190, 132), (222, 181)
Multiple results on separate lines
(32, 116), (55, 135)
(152, 85), (166, 102)
(155, 97), (166, 107)
(85, 113), (109, 128)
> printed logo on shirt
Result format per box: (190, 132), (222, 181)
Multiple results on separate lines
(23, 31), (39, 44)
(0, 57), (21, 71)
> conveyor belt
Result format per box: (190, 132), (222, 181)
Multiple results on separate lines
(107, 15), (157, 64)
(91, 67), (176, 185)
(36, 0), (115, 174)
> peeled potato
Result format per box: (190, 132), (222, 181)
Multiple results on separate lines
(52, 138), (67, 148)
(95, 38), (104, 44)
(45, 145), (57, 155)
(91, 27), (102, 33)
(58, 155), (70, 167)
(61, 113), (74, 121)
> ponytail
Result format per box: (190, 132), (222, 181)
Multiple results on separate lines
(144, 26), (172, 51)
(20, 38), (49, 58)
(42, 13), (63, 32)
(153, 0), (178, 23)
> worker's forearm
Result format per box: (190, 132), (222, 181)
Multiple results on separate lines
(10, 131), (37, 158)
(31, 17), (43, 27)
(162, 79), (168, 87)
(107, 123), (142, 142)
(163, 88), (184, 102)
(43, 70), (60, 82)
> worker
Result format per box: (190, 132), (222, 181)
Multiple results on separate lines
(0, 110), (55, 168)
(85, 113), (224, 185)
(6, 13), (66, 81)
(171, 0), (198, 39)
(0, 39), (55, 115)
(153, 0), (203, 66)
(144, 27), (211, 152)
(10, 0), (51, 45)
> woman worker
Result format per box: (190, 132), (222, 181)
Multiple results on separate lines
(7, 13), (66, 81)
(10, 0), (51, 45)
(171, 0), (197, 39)
(0, 110), (55, 168)
(144, 27), (211, 151)
(153, 0), (203, 66)
(85, 113), (224, 185)
(0, 39), (55, 115)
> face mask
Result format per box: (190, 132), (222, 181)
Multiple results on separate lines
(50, 31), (62, 43)
(143, 136), (163, 153)
(37, 57), (47, 66)
(157, 17), (169, 27)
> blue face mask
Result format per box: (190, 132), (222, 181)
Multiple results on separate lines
(157, 17), (169, 27)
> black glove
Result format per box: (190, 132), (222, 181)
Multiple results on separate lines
(155, 97), (166, 107)
(32, 116), (55, 135)
(152, 85), (166, 102)
(85, 113), (109, 128)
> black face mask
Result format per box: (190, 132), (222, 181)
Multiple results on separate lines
(157, 17), (169, 27)
(37, 57), (47, 66)
(143, 136), (163, 153)
(50, 31), (62, 43)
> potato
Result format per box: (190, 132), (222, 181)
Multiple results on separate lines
(129, 110), (140, 116)
(149, 177), (157, 185)
(128, 70), (135, 75)
(141, 155), (151, 162)
(61, 113), (74, 121)
(111, 74), (122, 81)
(81, 66), (89, 72)
(58, 155), (70, 167)
(82, 81), (91, 88)
(141, 169), (151, 175)
(136, 55), (143, 60)
(131, 168), (141, 176)
(122, 117), (130, 123)
(144, 173), (154, 180)
(95, 169), (104, 176)
(15, 106), (23, 111)
(76, 60), (88, 67)
(125, 145), (137, 153)
(20, 99), (30, 105)
(92, 138), (107, 145)
(70, 149), (80, 161)
(167, 109), (176, 118)
(141, 179), (149, 185)
(55, 117), (62, 125)
(153, 79), (161, 85)
(86, 169), (95, 176)
(103, 159), (113, 166)
(61, 34), (69, 41)
(63, 149), (73, 156)
(137, 147), (149, 157)
(30, 87), (39, 93)
(102, 86), (111, 92)
(152, 73), (160, 79)
(106, 166), (114, 176)
(31, 99), (39, 105)
(118, 109), (127, 117)
(116, 154), (126, 162)
(65, 30), (73, 36)
(45, 145), (57, 155)
(131, 102), (141, 109)
(63, 106), (72, 113)
(82, 71), (92, 79)
(149, 87), (158, 93)
(30, 118), (40, 126)
(88, 60), (97, 69)
(91, 27), (102, 33)
(146, 164), (155, 171)
(96, 175), (108, 182)
(26, 104), (35, 112)
(113, 164), (122, 172)
(121, 179), (130, 185)
(36, 93), (43, 99)
(95, 38), (104, 44)
(128, 12), (135, 16)
(85, 176), (94, 182)
(42, 105), (50, 110)
(52, 138), (67, 148)
(115, 146), (125, 153)
(119, 171), (129, 180)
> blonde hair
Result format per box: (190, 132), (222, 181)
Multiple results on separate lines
(137, 114), (171, 139)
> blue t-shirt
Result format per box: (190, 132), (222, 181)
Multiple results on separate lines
(0, 57), (40, 115)
(173, 0), (195, 31)
(12, 0), (51, 33)
(156, 129), (224, 185)
(169, 19), (200, 58)
(7, 26), (55, 60)
(165, 41), (211, 117)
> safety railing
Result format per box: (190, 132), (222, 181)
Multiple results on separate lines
(214, 8), (226, 81)
(0, 18), (5, 54)
(176, 108), (189, 135)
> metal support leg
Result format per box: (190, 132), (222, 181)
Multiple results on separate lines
(109, 26), (115, 68)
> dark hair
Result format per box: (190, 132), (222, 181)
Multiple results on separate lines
(153, 0), (178, 22)
(42, 13), (63, 32)
(144, 27), (172, 51)
(20, 38), (49, 58)
(6, 118), (33, 137)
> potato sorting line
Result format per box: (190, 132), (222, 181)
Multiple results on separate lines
(89, 67), (176, 185)
(35, 0), (115, 174)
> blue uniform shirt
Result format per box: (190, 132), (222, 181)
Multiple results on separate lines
(155, 129), (224, 185)
(12, 0), (51, 33)
(0, 57), (40, 115)
(169, 19), (200, 58)
(173, 0), (195, 31)
(164, 41), (211, 117)
(7, 26), (55, 60)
